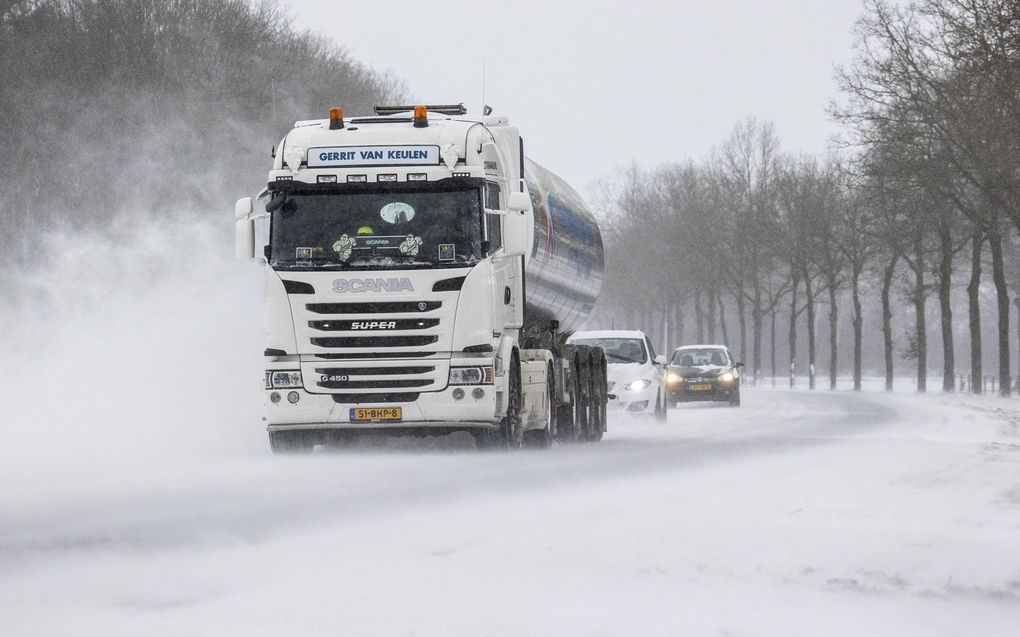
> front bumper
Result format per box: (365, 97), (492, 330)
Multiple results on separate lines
(666, 380), (738, 402)
(264, 384), (499, 430)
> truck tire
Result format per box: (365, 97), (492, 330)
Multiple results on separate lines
(572, 349), (590, 442)
(524, 361), (555, 449)
(584, 349), (605, 442)
(500, 352), (524, 449)
(555, 349), (583, 442)
(268, 430), (315, 454)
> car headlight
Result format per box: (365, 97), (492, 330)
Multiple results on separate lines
(665, 372), (681, 384)
(626, 379), (650, 391)
(270, 370), (303, 389)
(449, 366), (494, 385)
(719, 371), (735, 383)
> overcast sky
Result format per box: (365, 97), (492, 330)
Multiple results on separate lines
(285, 0), (868, 194)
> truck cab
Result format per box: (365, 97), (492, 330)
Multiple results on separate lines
(236, 104), (607, 452)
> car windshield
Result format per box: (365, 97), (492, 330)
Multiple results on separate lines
(672, 348), (730, 367)
(571, 338), (647, 364)
(268, 187), (483, 270)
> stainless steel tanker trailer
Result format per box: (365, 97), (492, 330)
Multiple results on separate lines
(233, 103), (607, 452)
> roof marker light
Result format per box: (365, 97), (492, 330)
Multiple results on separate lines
(329, 107), (344, 130)
(407, 173), (428, 181)
(413, 104), (428, 128)
(377, 174), (398, 182)
(347, 174), (368, 183)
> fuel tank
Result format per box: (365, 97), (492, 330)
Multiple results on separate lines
(521, 158), (604, 347)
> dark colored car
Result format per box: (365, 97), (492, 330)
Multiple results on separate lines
(664, 345), (744, 407)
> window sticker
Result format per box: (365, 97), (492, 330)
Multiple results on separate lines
(295, 247), (313, 259)
(380, 202), (415, 224)
(399, 234), (423, 256)
(332, 234), (357, 261)
(438, 243), (455, 261)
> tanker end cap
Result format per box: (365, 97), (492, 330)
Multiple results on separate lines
(329, 107), (345, 130)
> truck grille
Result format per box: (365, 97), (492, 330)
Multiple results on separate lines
(304, 359), (449, 395)
(292, 292), (456, 397)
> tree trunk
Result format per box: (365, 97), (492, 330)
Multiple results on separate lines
(968, 230), (983, 394)
(802, 267), (817, 390)
(937, 222), (954, 393)
(770, 310), (777, 388)
(718, 291), (730, 344)
(707, 290), (717, 343)
(736, 290), (748, 370)
(828, 279), (838, 390)
(912, 239), (927, 393)
(988, 231), (1011, 396)
(852, 266), (863, 391)
(752, 286), (763, 386)
(694, 288), (704, 343)
(882, 253), (899, 392)
(789, 275), (799, 388)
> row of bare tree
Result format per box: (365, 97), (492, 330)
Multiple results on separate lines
(592, 0), (1020, 396)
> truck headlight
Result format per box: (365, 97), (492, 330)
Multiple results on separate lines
(626, 379), (650, 391)
(719, 371), (735, 383)
(449, 366), (494, 385)
(270, 370), (303, 388)
(665, 372), (681, 385)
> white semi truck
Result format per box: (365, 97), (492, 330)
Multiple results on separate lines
(234, 104), (607, 452)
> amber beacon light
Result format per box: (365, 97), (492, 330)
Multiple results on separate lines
(413, 104), (428, 128)
(329, 107), (344, 130)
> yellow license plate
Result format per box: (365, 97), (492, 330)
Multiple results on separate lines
(690, 383), (713, 391)
(350, 407), (402, 421)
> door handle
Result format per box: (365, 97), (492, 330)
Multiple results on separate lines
(504, 286), (511, 305)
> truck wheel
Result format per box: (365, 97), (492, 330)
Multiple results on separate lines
(268, 430), (314, 454)
(576, 350), (593, 442)
(555, 352), (583, 442)
(524, 361), (555, 449)
(500, 353), (524, 449)
(585, 350), (605, 442)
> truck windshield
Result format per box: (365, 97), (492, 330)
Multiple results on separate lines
(269, 187), (483, 269)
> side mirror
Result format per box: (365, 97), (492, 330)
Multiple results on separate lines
(506, 191), (530, 212)
(234, 197), (255, 261)
(654, 355), (667, 366)
(234, 197), (253, 219)
(499, 211), (528, 258)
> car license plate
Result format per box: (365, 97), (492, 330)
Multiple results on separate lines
(350, 407), (402, 421)
(690, 383), (713, 391)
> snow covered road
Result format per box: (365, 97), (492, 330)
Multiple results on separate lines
(3, 388), (1020, 636)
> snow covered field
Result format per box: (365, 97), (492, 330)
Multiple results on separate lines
(2, 231), (1019, 634)
(3, 387), (1020, 636)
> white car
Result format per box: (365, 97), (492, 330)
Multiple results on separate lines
(568, 330), (668, 421)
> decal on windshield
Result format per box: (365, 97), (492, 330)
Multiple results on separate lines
(332, 234), (357, 261)
(399, 234), (423, 256)
(438, 243), (455, 261)
(295, 247), (313, 259)
(380, 202), (415, 224)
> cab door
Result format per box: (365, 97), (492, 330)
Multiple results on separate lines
(485, 181), (518, 331)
